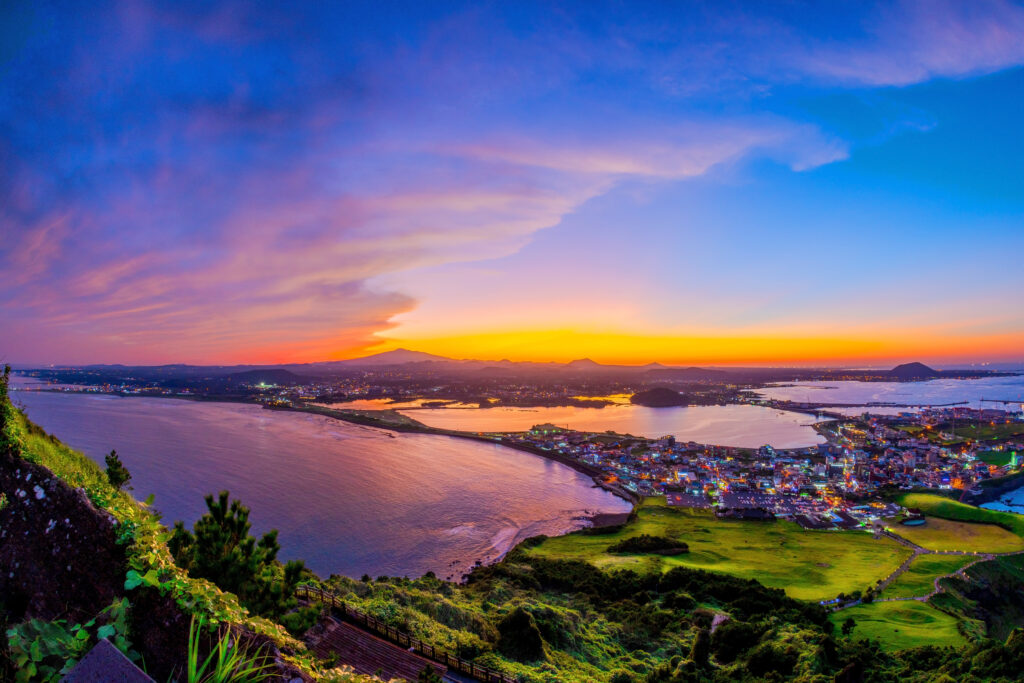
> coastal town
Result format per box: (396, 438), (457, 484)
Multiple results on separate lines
(488, 404), (1024, 529)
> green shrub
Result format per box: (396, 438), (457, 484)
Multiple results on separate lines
(607, 535), (688, 555)
(710, 620), (764, 664)
(496, 607), (544, 662)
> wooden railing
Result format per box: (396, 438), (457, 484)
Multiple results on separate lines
(297, 584), (517, 683)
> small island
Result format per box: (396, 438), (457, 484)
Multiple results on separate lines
(629, 387), (690, 407)
(889, 362), (941, 380)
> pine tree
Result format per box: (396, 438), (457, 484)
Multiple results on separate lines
(104, 449), (132, 490)
(169, 490), (306, 619)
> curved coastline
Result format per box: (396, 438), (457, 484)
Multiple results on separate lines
(971, 470), (1024, 510)
(270, 402), (644, 507)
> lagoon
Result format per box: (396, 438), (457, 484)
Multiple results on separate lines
(399, 403), (825, 448)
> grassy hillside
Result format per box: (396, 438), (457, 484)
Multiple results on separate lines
(882, 555), (975, 599)
(828, 601), (965, 651)
(886, 517), (1024, 553)
(524, 497), (910, 601)
(897, 492), (1024, 536)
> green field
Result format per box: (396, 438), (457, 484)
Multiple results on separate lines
(977, 450), (1015, 467)
(525, 498), (912, 601)
(887, 517), (1024, 553)
(897, 493), (1024, 537)
(882, 555), (975, 599)
(955, 422), (1024, 441)
(829, 601), (966, 651)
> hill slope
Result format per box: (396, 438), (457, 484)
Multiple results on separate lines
(890, 362), (940, 380)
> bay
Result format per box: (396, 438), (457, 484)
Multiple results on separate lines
(10, 379), (630, 580)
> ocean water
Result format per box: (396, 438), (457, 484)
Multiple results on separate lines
(9, 380), (630, 580)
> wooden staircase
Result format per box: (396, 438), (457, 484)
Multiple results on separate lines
(309, 616), (447, 682)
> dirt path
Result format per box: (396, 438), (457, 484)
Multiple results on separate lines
(831, 526), (1024, 611)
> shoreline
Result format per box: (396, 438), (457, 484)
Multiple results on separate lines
(270, 402), (647, 506)
(968, 470), (1024, 508)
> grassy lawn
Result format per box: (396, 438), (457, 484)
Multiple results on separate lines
(525, 498), (912, 602)
(976, 450), (1014, 467)
(830, 601), (965, 651)
(881, 555), (975, 599)
(955, 422), (1024, 441)
(897, 493), (1024, 537)
(887, 517), (1024, 554)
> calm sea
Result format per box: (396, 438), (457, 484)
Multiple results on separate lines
(9, 378), (630, 580)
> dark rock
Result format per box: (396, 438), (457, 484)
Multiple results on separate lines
(0, 450), (126, 624)
(61, 638), (154, 682)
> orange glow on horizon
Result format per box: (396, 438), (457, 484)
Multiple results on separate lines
(210, 327), (1024, 367)
(355, 328), (1024, 367)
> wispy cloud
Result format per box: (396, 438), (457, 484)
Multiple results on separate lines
(784, 0), (1024, 87)
(449, 120), (848, 176)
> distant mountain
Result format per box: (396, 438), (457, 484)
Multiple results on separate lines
(565, 358), (602, 369)
(889, 362), (940, 380)
(330, 348), (455, 366)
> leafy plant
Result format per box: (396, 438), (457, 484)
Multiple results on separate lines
(5, 598), (138, 682)
(186, 616), (274, 683)
(6, 618), (91, 682)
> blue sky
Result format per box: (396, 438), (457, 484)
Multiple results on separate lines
(1, 1), (1023, 364)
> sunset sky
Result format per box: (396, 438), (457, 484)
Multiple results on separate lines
(2, 1), (1023, 366)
